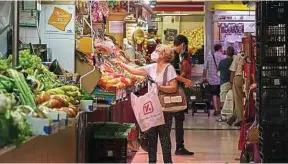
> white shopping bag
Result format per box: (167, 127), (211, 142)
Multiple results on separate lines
(221, 89), (234, 115)
(131, 83), (165, 132)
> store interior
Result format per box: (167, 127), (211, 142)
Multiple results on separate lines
(0, 0), (285, 163)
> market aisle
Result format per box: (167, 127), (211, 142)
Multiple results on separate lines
(131, 113), (240, 163)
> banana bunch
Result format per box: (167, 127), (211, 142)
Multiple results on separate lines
(181, 25), (204, 54)
(47, 85), (81, 105)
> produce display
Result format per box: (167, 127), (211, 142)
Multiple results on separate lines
(0, 49), (82, 148)
(0, 81), (32, 148)
(97, 52), (146, 90)
(181, 25), (204, 55)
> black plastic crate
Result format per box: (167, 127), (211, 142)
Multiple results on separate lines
(260, 139), (288, 162)
(89, 138), (127, 163)
(258, 24), (286, 42)
(259, 107), (288, 125)
(257, 2), (288, 22)
(260, 88), (288, 106)
(259, 125), (288, 141)
(259, 125), (288, 162)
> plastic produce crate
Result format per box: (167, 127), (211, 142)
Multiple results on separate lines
(90, 138), (127, 163)
(256, 2), (288, 23)
(87, 122), (135, 163)
(256, 88), (288, 125)
(259, 126), (288, 162)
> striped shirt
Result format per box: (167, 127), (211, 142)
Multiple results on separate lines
(204, 51), (226, 85)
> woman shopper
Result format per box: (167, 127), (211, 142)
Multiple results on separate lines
(114, 44), (177, 163)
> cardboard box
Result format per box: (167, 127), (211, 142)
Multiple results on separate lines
(25, 116), (59, 135)
(45, 111), (59, 121)
(58, 111), (68, 129)
(75, 55), (102, 93)
(66, 118), (75, 127)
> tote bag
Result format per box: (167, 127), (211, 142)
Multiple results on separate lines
(158, 64), (187, 112)
(131, 83), (165, 132)
(221, 89), (234, 115)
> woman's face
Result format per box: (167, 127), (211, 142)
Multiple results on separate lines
(155, 47), (165, 61)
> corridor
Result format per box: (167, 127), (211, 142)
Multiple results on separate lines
(131, 112), (240, 163)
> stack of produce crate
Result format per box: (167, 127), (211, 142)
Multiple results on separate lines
(256, 1), (288, 162)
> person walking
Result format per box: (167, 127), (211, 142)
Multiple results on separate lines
(227, 52), (245, 126)
(217, 46), (234, 122)
(203, 44), (226, 116)
(115, 45), (177, 163)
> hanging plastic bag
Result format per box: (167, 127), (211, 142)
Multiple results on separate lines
(49, 59), (64, 75)
(221, 89), (234, 115)
(130, 83), (165, 132)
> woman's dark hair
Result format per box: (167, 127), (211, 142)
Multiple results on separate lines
(174, 35), (188, 52)
(226, 46), (235, 57)
(214, 44), (222, 52)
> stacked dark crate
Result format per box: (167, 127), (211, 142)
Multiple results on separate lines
(256, 1), (288, 162)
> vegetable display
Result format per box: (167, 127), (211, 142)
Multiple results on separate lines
(0, 92), (32, 148)
(0, 49), (82, 148)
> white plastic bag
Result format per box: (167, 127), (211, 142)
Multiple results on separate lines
(221, 89), (234, 115)
(131, 83), (165, 132)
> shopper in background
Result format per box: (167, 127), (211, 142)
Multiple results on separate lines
(203, 44), (226, 116)
(227, 52), (245, 126)
(171, 35), (194, 156)
(114, 44), (176, 163)
(217, 46), (234, 122)
(180, 51), (192, 114)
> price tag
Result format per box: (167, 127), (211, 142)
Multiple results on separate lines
(190, 96), (196, 100)
(92, 103), (98, 111)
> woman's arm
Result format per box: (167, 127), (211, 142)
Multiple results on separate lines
(180, 63), (187, 77)
(119, 63), (148, 77)
(158, 79), (178, 93)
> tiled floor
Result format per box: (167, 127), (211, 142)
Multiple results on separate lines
(172, 111), (240, 130)
(131, 112), (241, 163)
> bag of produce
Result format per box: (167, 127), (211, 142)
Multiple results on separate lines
(49, 59), (64, 75)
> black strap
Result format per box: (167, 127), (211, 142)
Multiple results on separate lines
(212, 53), (218, 70)
(162, 64), (171, 86)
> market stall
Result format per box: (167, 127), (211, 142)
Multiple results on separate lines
(0, 0), (148, 163)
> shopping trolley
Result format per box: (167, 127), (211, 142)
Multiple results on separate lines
(185, 82), (212, 116)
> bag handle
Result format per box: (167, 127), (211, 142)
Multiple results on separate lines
(162, 64), (171, 86)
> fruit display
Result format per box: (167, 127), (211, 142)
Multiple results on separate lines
(36, 91), (79, 118)
(98, 59), (146, 90)
(181, 25), (204, 55)
(133, 29), (145, 45)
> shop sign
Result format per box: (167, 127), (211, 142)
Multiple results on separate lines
(109, 21), (124, 33)
(45, 5), (74, 34)
(164, 29), (177, 41)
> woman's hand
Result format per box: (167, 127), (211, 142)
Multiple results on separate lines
(250, 83), (257, 90)
(184, 79), (193, 88)
(112, 60), (122, 67)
